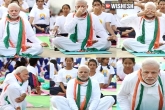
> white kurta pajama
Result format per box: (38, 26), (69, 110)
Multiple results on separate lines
(0, 17), (43, 56)
(51, 78), (115, 110)
(0, 73), (28, 110)
(121, 14), (165, 52)
(117, 71), (165, 110)
(53, 13), (111, 51)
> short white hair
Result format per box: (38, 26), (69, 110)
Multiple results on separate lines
(75, 0), (87, 5)
(13, 66), (28, 74)
(145, 2), (156, 10)
(142, 58), (160, 69)
(78, 64), (90, 72)
(8, 3), (20, 10)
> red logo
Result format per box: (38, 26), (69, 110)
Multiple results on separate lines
(106, 4), (111, 9)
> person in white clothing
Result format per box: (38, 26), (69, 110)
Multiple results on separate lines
(117, 58), (141, 81)
(50, 58), (78, 95)
(53, 4), (70, 37)
(18, 0), (29, 13)
(117, 58), (165, 110)
(122, 2), (165, 54)
(53, 0), (115, 52)
(88, 59), (104, 88)
(97, 58), (115, 88)
(0, 66), (29, 110)
(0, 3), (48, 57)
(0, 0), (10, 19)
(51, 65), (115, 110)
(158, 0), (165, 14)
(29, 0), (50, 33)
(92, 0), (116, 37)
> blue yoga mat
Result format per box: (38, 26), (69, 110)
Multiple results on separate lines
(127, 49), (165, 57)
(59, 49), (111, 55)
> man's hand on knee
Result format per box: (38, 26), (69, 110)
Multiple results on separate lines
(40, 43), (48, 47)
(16, 106), (21, 110)
(92, 40), (98, 44)
(15, 93), (26, 103)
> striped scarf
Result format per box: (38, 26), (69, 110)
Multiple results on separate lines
(137, 17), (160, 52)
(74, 77), (92, 110)
(3, 14), (26, 55)
(132, 70), (164, 110)
(70, 13), (93, 50)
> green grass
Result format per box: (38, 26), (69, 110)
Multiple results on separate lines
(26, 96), (50, 107)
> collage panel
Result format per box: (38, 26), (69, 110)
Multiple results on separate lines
(0, 57), (50, 110)
(50, 57), (117, 110)
(117, 57), (165, 110)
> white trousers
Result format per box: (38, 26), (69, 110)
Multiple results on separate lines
(123, 38), (165, 52)
(0, 85), (26, 110)
(0, 42), (43, 56)
(53, 37), (111, 51)
(51, 96), (115, 110)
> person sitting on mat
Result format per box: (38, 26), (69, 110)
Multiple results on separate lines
(52, 0), (115, 52)
(51, 65), (115, 110)
(0, 3), (48, 57)
(97, 58), (116, 88)
(50, 58), (77, 95)
(53, 4), (70, 37)
(121, 2), (165, 54)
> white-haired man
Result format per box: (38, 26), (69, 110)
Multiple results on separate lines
(51, 65), (115, 110)
(53, 0), (115, 52)
(0, 66), (29, 110)
(117, 58), (165, 110)
(0, 3), (48, 57)
(121, 2), (165, 54)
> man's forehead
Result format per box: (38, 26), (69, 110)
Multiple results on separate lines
(78, 67), (89, 71)
(8, 7), (20, 10)
(76, 2), (87, 6)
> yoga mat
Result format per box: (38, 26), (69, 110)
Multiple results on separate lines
(59, 49), (111, 55)
(26, 96), (50, 108)
(101, 87), (116, 92)
(127, 49), (165, 57)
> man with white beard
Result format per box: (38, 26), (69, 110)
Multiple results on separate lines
(53, 0), (115, 52)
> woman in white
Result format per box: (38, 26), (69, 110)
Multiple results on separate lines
(29, 0), (50, 33)
(50, 58), (78, 95)
(117, 58), (141, 81)
(53, 4), (70, 37)
(88, 59), (104, 88)
(97, 58), (115, 88)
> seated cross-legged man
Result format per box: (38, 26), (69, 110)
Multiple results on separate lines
(51, 65), (115, 110)
(0, 3), (48, 57)
(121, 2), (165, 54)
(53, 0), (116, 52)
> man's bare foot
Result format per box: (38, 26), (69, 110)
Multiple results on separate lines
(79, 49), (85, 52)
(146, 51), (154, 54)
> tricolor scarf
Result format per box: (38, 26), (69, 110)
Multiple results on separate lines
(137, 17), (160, 52)
(3, 14), (26, 55)
(132, 70), (164, 110)
(70, 13), (94, 50)
(74, 77), (92, 110)
(4, 74), (23, 104)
